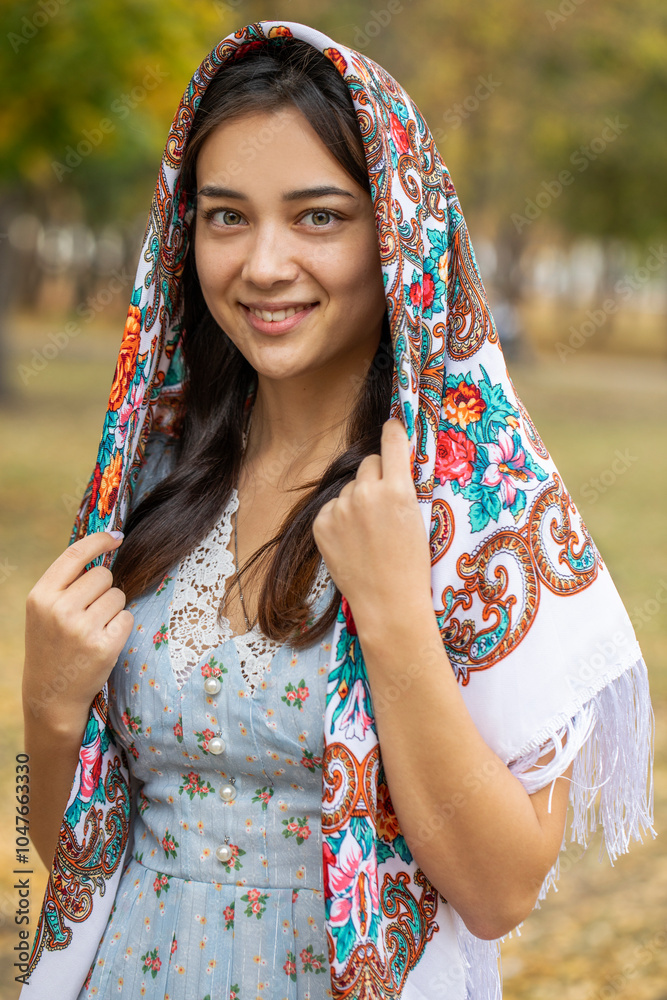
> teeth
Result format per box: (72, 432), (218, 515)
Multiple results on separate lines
(249, 304), (310, 322)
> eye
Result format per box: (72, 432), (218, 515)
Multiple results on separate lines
(204, 208), (245, 227)
(301, 209), (339, 227)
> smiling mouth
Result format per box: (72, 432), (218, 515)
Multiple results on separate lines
(246, 303), (316, 323)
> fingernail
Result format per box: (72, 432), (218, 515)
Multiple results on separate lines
(108, 530), (124, 541)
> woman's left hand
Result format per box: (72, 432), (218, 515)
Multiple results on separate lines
(312, 418), (433, 629)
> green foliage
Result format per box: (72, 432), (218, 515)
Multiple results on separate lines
(0, 0), (228, 218)
(0, 0), (664, 240)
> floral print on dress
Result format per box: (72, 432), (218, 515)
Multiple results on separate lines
(75, 495), (335, 999)
(194, 728), (216, 753)
(240, 888), (270, 919)
(223, 902), (235, 930)
(282, 817), (312, 845)
(221, 842), (246, 872)
(141, 947), (161, 979)
(152, 622), (169, 648)
(282, 679), (310, 709)
(152, 873), (171, 897)
(283, 950), (297, 982)
(252, 786), (274, 810)
(161, 830), (179, 859)
(201, 655), (227, 683)
(179, 771), (214, 800)
(301, 944), (327, 974)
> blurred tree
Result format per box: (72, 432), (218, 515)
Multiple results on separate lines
(331, 0), (667, 340)
(1, 0), (664, 396)
(0, 0), (228, 399)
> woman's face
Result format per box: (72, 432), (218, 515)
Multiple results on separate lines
(193, 105), (387, 388)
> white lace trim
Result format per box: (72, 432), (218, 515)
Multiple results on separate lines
(168, 487), (332, 694)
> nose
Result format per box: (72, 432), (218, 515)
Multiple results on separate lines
(240, 224), (299, 288)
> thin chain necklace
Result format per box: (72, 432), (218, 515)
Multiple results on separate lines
(234, 407), (257, 633)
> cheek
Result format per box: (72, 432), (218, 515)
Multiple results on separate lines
(330, 236), (384, 310)
(193, 235), (236, 302)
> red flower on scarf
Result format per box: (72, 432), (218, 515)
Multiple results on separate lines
(409, 281), (422, 308)
(341, 595), (357, 635)
(109, 304), (141, 412)
(423, 271), (436, 311)
(444, 381), (486, 429)
(389, 112), (410, 155)
(434, 428), (477, 487)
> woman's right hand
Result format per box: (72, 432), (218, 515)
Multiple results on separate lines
(23, 531), (134, 728)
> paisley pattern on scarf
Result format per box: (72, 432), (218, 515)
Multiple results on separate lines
(23, 19), (652, 1000)
(27, 692), (130, 970)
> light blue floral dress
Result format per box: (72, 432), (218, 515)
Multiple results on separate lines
(77, 436), (336, 1000)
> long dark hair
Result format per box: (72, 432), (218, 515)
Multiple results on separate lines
(112, 39), (394, 648)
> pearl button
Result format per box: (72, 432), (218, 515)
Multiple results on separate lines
(204, 676), (221, 695)
(207, 736), (225, 755)
(219, 783), (237, 802)
(215, 843), (232, 863)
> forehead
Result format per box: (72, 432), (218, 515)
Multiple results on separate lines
(195, 105), (354, 191)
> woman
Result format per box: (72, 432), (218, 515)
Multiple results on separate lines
(21, 21), (654, 1000)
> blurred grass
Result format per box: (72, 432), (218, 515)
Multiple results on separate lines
(0, 307), (665, 998)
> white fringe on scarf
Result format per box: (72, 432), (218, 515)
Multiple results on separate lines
(452, 656), (655, 999)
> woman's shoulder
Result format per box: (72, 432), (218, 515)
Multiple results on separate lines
(129, 431), (178, 513)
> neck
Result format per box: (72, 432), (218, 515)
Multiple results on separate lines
(241, 358), (373, 490)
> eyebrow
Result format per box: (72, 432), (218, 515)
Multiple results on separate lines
(196, 184), (357, 201)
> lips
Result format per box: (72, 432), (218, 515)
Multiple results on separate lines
(246, 303), (315, 323)
(241, 301), (318, 335)
(246, 302), (315, 323)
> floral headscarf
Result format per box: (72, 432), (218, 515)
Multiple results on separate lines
(22, 20), (654, 1000)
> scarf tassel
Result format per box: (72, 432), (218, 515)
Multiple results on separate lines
(449, 656), (654, 999)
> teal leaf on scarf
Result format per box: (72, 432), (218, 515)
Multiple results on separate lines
(509, 489), (526, 521)
(164, 340), (185, 387)
(376, 840), (394, 864)
(403, 399), (414, 439)
(367, 905), (382, 945)
(477, 365), (518, 435)
(467, 488), (502, 533)
(350, 816), (374, 858)
(327, 830), (346, 856)
(332, 919), (357, 964)
(524, 451), (549, 482)
(130, 286), (142, 308)
(394, 833), (413, 865)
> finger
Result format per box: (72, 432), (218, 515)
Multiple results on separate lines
(354, 454), (382, 483)
(60, 566), (121, 614)
(380, 418), (412, 483)
(38, 531), (124, 594)
(103, 607), (135, 649)
(85, 587), (130, 632)
(337, 480), (356, 499)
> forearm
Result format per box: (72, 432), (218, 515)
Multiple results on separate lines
(22, 686), (88, 870)
(354, 599), (565, 940)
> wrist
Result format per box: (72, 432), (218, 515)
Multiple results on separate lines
(23, 685), (92, 744)
(351, 589), (441, 654)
